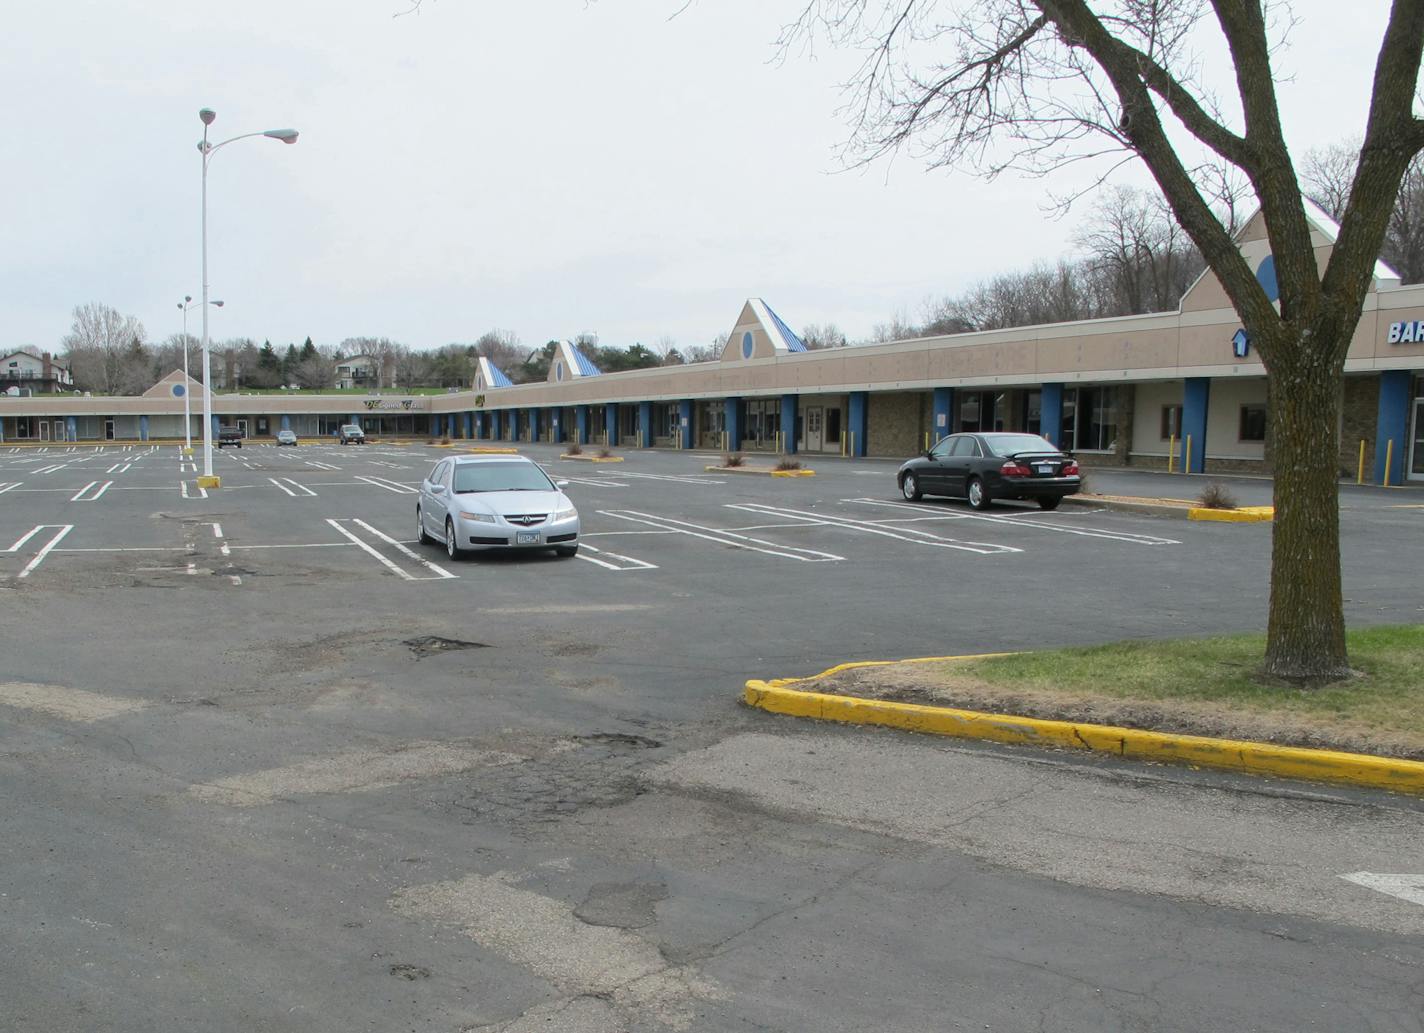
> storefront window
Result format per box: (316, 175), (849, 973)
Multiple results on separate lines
(1239, 404), (1267, 443)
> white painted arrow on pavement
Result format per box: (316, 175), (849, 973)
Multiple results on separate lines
(1340, 872), (1424, 907)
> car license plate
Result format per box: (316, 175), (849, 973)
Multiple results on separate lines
(1035, 463), (1056, 474)
(516, 531), (541, 545)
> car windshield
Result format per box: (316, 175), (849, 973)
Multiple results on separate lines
(342, 426), (361, 433)
(982, 433), (1060, 456)
(453, 462), (554, 494)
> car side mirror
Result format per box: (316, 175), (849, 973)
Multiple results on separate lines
(431, 483), (446, 494)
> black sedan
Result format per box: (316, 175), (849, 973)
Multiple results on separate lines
(897, 432), (1081, 510)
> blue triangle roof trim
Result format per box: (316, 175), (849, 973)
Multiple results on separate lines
(763, 303), (807, 352)
(569, 344), (602, 376)
(488, 363), (514, 388)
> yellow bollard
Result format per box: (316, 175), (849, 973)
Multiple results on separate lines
(1184, 434), (1193, 474)
(1168, 435), (1176, 473)
(1358, 440), (1366, 485)
(1384, 439), (1394, 486)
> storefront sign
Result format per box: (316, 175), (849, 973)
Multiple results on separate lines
(361, 398), (418, 411)
(1387, 320), (1424, 344)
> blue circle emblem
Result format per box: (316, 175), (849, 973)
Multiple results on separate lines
(172, 384), (186, 397)
(741, 331), (754, 359)
(1256, 255), (1279, 304)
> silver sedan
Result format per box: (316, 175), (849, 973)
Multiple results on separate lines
(416, 455), (579, 560)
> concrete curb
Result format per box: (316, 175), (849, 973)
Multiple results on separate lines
(1064, 494), (1274, 522)
(704, 465), (816, 477)
(743, 656), (1424, 796)
(1189, 505), (1274, 522)
(461, 446), (520, 455)
(560, 454), (624, 463)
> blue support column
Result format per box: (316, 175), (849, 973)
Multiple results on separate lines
(724, 397), (742, 451)
(932, 387), (956, 446)
(1181, 378), (1210, 473)
(551, 409), (565, 444)
(139, 415), (149, 441)
(606, 403), (620, 446)
(1038, 384), (1062, 447)
(678, 399), (694, 449)
(463, 412), (473, 439)
(848, 391), (868, 457)
(528, 408), (541, 442)
(575, 406), (589, 445)
(780, 394), (798, 454)
(638, 401), (653, 448)
(1375, 370), (1412, 484)
(280, 414), (291, 431)
(68, 416), (80, 442)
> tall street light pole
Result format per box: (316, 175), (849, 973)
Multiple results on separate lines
(197, 107), (298, 487)
(177, 296), (222, 456)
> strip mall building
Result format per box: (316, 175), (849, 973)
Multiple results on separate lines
(4, 207), (1423, 483)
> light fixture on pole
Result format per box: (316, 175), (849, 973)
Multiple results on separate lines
(177, 296), (222, 456)
(196, 107), (299, 488)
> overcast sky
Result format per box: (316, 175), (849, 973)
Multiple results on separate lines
(0, 1), (1397, 357)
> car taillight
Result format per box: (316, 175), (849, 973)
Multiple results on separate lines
(1062, 460), (1080, 476)
(1000, 461), (1032, 477)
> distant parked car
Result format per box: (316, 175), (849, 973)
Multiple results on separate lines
(338, 424), (366, 445)
(897, 432), (1081, 510)
(416, 454), (580, 560)
(217, 426), (243, 449)
(276, 429), (298, 446)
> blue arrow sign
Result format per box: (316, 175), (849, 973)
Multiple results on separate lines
(1231, 328), (1250, 358)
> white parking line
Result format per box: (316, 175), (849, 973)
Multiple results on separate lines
(180, 480), (208, 499)
(557, 476), (630, 488)
(268, 476), (318, 497)
(599, 509), (844, 562)
(305, 460), (341, 470)
(575, 543), (658, 571)
(33, 464), (68, 474)
(15, 525), (73, 578)
(615, 471), (726, 485)
(355, 475), (418, 494)
(69, 480), (114, 502)
(0, 482), (20, 494)
(843, 498), (1182, 545)
(727, 502), (1022, 555)
(326, 518), (457, 580)
(349, 518), (457, 579)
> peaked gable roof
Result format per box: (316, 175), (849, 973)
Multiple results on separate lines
(142, 369), (207, 400)
(474, 355), (514, 390)
(548, 340), (602, 383)
(720, 298), (809, 361)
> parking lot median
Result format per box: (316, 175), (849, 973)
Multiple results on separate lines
(744, 627), (1424, 795)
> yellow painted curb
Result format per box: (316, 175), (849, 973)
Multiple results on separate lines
(464, 446), (520, 455)
(1189, 506), (1274, 522)
(704, 465), (816, 477)
(196, 475), (222, 489)
(561, 454), (624, 463)
(743, 655), (1424, 796)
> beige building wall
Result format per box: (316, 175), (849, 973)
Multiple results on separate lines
(1131, 381), (1182, 457)
(1204, 378), (1268, 460)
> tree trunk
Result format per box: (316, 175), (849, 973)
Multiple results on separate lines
(1262, 347), (1351, 681)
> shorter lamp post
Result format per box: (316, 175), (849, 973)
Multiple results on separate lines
(177, 296), (222, 455)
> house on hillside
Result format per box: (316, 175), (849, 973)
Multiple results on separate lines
(2, 350), (73, 394)
(335, 354), (381, 390)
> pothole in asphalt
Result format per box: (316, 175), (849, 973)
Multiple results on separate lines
(389, 963), (431, 981)
(404, 636), (489, 659)
(572, 732), (662, 750)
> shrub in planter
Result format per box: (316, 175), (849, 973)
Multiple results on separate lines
(722, 452), (746, 467)
(597, 446), (614, 459)
(566, 442), (583, 455)
(774, 458), (803, 471)
(1197, 482), (1239, 510)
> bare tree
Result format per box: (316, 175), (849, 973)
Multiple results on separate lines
(1074, 185), (1205, 314)
(1305, 139), (1424, 283)
(800, 322), (849, 349)
(61, 302), (148, 394)
(786, 0), (1424, 682)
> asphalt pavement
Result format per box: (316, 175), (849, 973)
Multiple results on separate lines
(1, 440), (1421, 1032)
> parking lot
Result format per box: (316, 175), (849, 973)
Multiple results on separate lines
(4, 442), (1424, 1032)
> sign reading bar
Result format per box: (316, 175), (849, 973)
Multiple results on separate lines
(1387, 320), (1424, 344)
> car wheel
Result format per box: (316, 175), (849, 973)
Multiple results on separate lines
(445, 518), (465, 560)
(417, 506), (434, 544)
(555, 544), (579, 558)
(900, 472), (923, 501)
(967, 476), (992, 510)
(1037, 496), (1062, 511)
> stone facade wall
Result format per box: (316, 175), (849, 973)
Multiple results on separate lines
(1340, 375), (1379, 480)
(867, 392), (928, 457)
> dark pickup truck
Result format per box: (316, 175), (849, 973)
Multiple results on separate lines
(217, 427), (243, 448)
